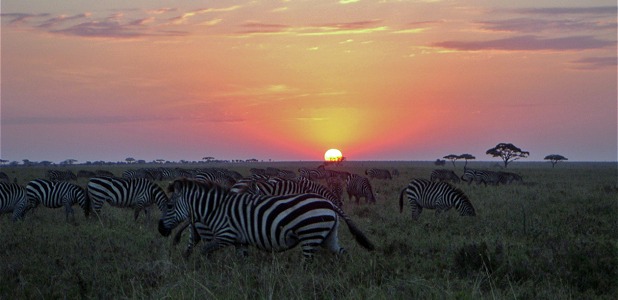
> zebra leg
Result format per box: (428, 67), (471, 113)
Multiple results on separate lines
(410, 203), (423, 220)
(64, 202), (75, 223)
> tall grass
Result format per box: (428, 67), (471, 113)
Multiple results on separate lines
(1, 161), (616, 299)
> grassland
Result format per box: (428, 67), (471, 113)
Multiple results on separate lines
(1, 161), (616, 299)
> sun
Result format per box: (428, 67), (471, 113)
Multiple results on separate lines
(324, 148), (343, 162)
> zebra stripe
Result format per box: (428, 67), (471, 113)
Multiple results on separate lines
(254, 178), (343, 208)
(345, 174), (376, 204)
(26, 179), (89, 221)
(0, 182), (29, 221)
(430, 169), (460, 184)
(87, 176), (168, 220)
(158, 179), (374, 259)
(365, 168), (392, 180)
(46, 170), (77, 181)
(399, 178), (475, 220)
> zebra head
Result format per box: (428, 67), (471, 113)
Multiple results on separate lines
(158, 179), (192, 237)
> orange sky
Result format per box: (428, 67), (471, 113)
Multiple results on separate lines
(1, 1), (616, 162)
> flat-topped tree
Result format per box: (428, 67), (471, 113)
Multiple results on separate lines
(486, 143), (529, 168)
(544, 154), (568, 168)
(443, 154), (459, 168)
(458, 154), (475, 168)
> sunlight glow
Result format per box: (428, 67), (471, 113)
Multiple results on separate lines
(324, 149), (343, 162)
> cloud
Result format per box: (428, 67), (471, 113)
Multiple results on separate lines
(512, 6), (617, 15)
(50, 20), (187, 39)
(433, 35), (614, 51)
(570, 56), (617, 70)
(478, 18), (617, 33)
(236, 19), (387, 36)
(1, 12), (50, 25)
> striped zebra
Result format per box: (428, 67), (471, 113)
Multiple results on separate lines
(430, 169), (460, 184)
(346, 174), (376, 204)
(298, 167), (329, 180)
(365, 168), (392, 180)
(399, 179), (476, 220)
(122, 169), (157, 181)
(158, 179), (374, 259)
(0, 182), (29, 221)
(46, 169), (77, 181)
(255, 178), (343, 208)
(26, 179), (89, 222)
(87, 176), (168, 220)
(195, 171), (236, 188)
(461, 169), (500, 186)
(497, 172), (523, 185)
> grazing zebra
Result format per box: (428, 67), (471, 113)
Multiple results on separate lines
(195, 171), (236, 188)
(298, 167), (329, 180)
(346, 174), (376, 204)
(158, 179), (374, 259)
(365, 168), (392, 180)
(26, 179), (89, 221)
(87, 177), (168, 220)
(326, 177), (344, 204)
(122, 169), (158, 181)
(430, 169), (460, 184)
(461, 168), (500, 186)
(498, 172), (523, 185)
(0, 182), (29, 221)
(256, 177), (343, 208)
(399, 179), (476, 220)
(46, 169), (77, 181)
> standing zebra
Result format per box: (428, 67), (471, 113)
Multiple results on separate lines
(26, 179), (89, 222)
(430, 169), (460, 184)
(399, 179), (476, 220)
(346, 174), (376, 204)
(159, 179), (375, 259)
(87, 177), (168, 220)
(46, 169), (77, 181)
(0, 182), (29, 221)
(365, 168), (392, 180)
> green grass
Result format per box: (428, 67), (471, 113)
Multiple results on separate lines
(1, 161), (616, 299)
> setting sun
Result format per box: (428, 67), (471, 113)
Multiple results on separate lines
(324, 149), (343, 162)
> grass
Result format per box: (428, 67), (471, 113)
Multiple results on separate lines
(1, 161), (616, 299)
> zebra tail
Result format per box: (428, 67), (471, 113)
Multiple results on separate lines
(172, 220), (191, 246)
(84, 190), (91, 218)
(399, 188), (406, 213)
(333, 206), (375, 251)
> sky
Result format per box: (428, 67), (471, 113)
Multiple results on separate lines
(1, 0), (616, 163)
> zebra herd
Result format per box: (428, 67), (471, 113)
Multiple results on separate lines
(1, 164), (521, 260)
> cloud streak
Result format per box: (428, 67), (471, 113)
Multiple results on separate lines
(570, 56), (617, 70)
(433, 35), (614, 51)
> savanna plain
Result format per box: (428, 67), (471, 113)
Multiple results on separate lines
(0, 161), (616, 299)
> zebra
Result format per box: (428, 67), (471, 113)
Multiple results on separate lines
(0, 182), (29, 221)
(430, 169), (460, 184)
(365, 168), (392, 180)
(298, 167), (329, 180)
(77, 170), (97, 179)
(87, 176), (168, 220)
(255, 177), (343, 208)
(326, 177), (344, 204)
(497, 172), (523, 185)
(158, 179), (375, 259)
(461, 168), (500, 186)
(399, 178), (476, 220)
(26, 179), (89, 222)
(46, 169), (77, 181)
(346, 174), (376, 204)
(195, 171), (236, 188)
(122, 169), (157, 180)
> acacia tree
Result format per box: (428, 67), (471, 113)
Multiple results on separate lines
(443, 154), (459, 167)
(486, 143), (529, 168)
(544, 154), (568, 168)
(458, 154), (476, 168)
